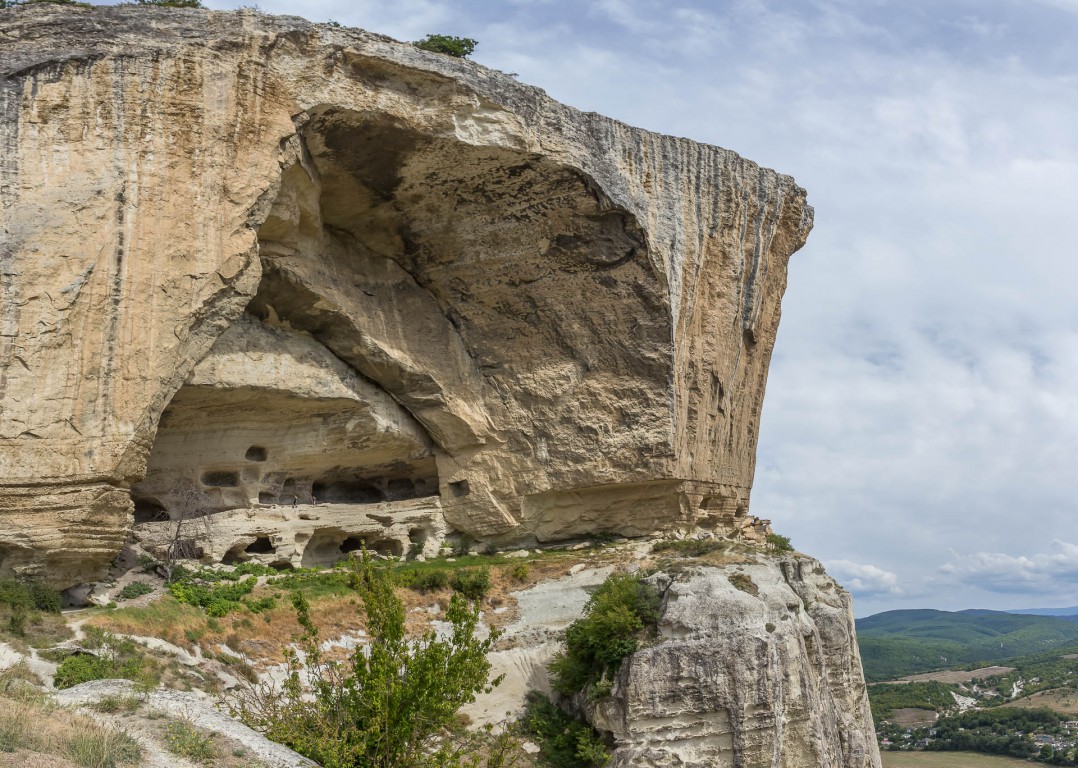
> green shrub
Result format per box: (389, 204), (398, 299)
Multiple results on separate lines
(0, 578), (62, 613)
(521, 692), (608, 768)
(168, 575), (255, 616)
(509, 562), (530, 582)
(450, 567), (490, 601)
(395, 568), (449, 593)
(766, 533), (794, 553)
(413, 34), (478, 58)
(651, 539), (725, 557)
(118, 581), (154, 601)
(53, 630), (151, 690)
(550, 573), (660, 696)
(164, 720), (216, 763)
(136, 0), (204, 6)
(233, 554), (502, 768)
(54, 654), (134, 689)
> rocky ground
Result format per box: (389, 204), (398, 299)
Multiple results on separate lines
(0, 536), (878, 767)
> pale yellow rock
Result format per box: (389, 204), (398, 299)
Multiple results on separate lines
(0, 5), (811, 587)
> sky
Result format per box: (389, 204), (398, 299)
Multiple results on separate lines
(96, 0), (1078, 616)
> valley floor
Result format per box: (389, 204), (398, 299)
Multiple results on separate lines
(881, 751), (1032, 767)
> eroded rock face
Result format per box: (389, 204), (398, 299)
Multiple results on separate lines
(590, 558), (880, 768)
(0, 5), (811, 585)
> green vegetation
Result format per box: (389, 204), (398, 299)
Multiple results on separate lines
(233, 554), (502, 768)
(520, 692), (609, 768)
(412, 34), (478, 58)
(164, 719), (217, 764)
(53, 628), (156, 690)
(0, 577), (67, 645)
(868, 681), (959, 721)
(766, 533), (794, 553)
(449, 567), (491, 601)
(928, 708), (1064, 761)
(118, 581), (154, 601)
(856, 609), (1078, 681)
(651, 538), (726, 557)
(550, 573), (660, 696)
(1, 0), (91, 6)
(136, 0), (204, 6)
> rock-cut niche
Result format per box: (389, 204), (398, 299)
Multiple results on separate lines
(132, 105), (665, 543)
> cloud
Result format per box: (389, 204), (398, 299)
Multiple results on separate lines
(825, 560), (904, 598)
(939, 542), (1078, 595)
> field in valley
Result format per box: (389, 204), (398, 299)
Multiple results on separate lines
(894, 666), (1015, 684)
(1001, 687), (1078, 714)
(881, 751), (1033, 767)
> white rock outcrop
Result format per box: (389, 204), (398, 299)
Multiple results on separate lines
(590, 557), (880, 768)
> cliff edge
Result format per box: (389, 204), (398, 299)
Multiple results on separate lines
(0, 4), (811, 586)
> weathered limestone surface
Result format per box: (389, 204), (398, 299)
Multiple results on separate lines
(0, 5), (811, 586)
(590, 557), (880, 768)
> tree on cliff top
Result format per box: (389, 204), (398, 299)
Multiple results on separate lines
(413, 34), (478, 59)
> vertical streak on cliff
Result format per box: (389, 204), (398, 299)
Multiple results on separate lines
(0, 78), (20, 420)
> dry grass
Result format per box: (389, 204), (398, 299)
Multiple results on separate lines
(0, 669), (141, 768)
(881, 750), (1030, 767)
(0, 604), (74, 650)
(894, 666), (1015, 685)
(886, 708), (940, 727)
(86, 544), (657, 672)
(1001, 687), (1078, 714)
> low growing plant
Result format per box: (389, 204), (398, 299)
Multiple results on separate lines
(549, 573), (660, 696)
(118, 581), (154, 601)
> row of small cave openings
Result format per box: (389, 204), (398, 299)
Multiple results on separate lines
(215, 526), (429, 569)
(133, 442), (444, 524)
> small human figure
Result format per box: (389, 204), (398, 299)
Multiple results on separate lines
(292, 496), (298, 508)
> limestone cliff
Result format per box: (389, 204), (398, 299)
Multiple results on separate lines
(594, 559), (879, 767)
(0, 4), (811, 587)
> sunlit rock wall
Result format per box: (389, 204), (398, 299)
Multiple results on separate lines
(0, 4), (811, 586)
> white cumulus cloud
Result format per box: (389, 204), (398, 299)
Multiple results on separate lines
(939, 541), (1078, 595)
(825, 560), (904, 598)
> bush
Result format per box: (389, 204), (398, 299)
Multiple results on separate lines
(0, 578), (62, 613)
(509, 563), (530, 582)
(233, 554), (503, 768)
(450, 567), (490, 601)
(118, 581), (154, 601)
(766, 533), (794, 553)
(412, 34), (478, 58)
(53, 630), (152, 690)
(395, 568), (449, 593)
(168, 575), (255, 616)
(136, 0), (204, 6)
(164, 720), (216, 763)
(521, 692), (608, 768)
(651, 539), (725, 557)
(550, 573), (660, 696)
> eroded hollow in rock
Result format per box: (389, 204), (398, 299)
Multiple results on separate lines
(131, 102), (674, 559)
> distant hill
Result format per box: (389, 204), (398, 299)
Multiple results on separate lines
(1005, 605), (1078, 617)
(856, 609), (1078, 681)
